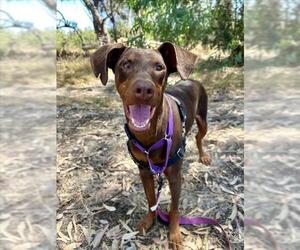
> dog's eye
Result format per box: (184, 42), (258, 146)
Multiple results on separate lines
(122, 60), (132, 70)
(155, 63), (164, 71)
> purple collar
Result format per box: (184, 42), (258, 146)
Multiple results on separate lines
(128, 94), (173, 174)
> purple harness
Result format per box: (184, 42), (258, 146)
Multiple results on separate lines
(129, 95), (174, 174)
(124, 94), (232, 250)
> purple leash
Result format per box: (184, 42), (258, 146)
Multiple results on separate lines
(153, 175), (232, 250)
(129, 94), (232, 249)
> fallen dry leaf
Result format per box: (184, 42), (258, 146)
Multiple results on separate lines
(103, 203), (116, 212)
(91, 224), (109, 249)
(121, 231), (139, 246)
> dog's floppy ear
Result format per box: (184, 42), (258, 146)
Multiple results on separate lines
(158, 42), (197, 79)
(90, 43), (126, 85)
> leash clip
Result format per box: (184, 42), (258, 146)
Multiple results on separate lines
(150, 201), (159, 212)
(150, 174), (164, 212)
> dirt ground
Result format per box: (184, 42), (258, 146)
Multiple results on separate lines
(57, 67), (244, 250)
(0, 55), (56, 249)
(244, 60), (300, 250)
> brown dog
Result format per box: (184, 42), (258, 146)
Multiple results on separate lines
(91, 42), (210, 249)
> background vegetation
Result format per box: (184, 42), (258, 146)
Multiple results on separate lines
(55, 0), (300, 67)
(246, 0), (300, 66)
(57, 0), (244, 65)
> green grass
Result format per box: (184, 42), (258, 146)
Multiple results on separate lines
(57, 57), (94, 87)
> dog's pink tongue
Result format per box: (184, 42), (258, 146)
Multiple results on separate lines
(129, 105), (151, 125)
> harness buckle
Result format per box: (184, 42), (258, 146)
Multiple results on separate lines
(164, 134), (171, 140)
(177, 147), (185, 159)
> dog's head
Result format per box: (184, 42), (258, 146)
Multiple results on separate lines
(90, 42), (197, 132)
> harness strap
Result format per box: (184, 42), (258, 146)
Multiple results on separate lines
(168, 94), (187, 129)
(125, 130), (186, 169)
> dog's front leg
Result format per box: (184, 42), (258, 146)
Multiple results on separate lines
(138, 168), (156, 233)
(165, 162), (182, 250)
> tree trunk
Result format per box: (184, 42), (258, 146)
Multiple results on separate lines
(81, 0), (108, 44)
(108, 0), (117, 42)
(110, 15), (117, 42)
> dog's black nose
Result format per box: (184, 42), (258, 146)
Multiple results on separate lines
(134, 81), (154, 101)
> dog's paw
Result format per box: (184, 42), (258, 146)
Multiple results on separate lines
(138, 212), (155, 234)
(169, 229), (182, 250)
(199, 153), (211, 165)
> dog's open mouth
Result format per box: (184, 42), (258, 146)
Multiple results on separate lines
(124, 104), (156, 132)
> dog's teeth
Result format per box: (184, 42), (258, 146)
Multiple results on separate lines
(131, 118), (149, 128)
